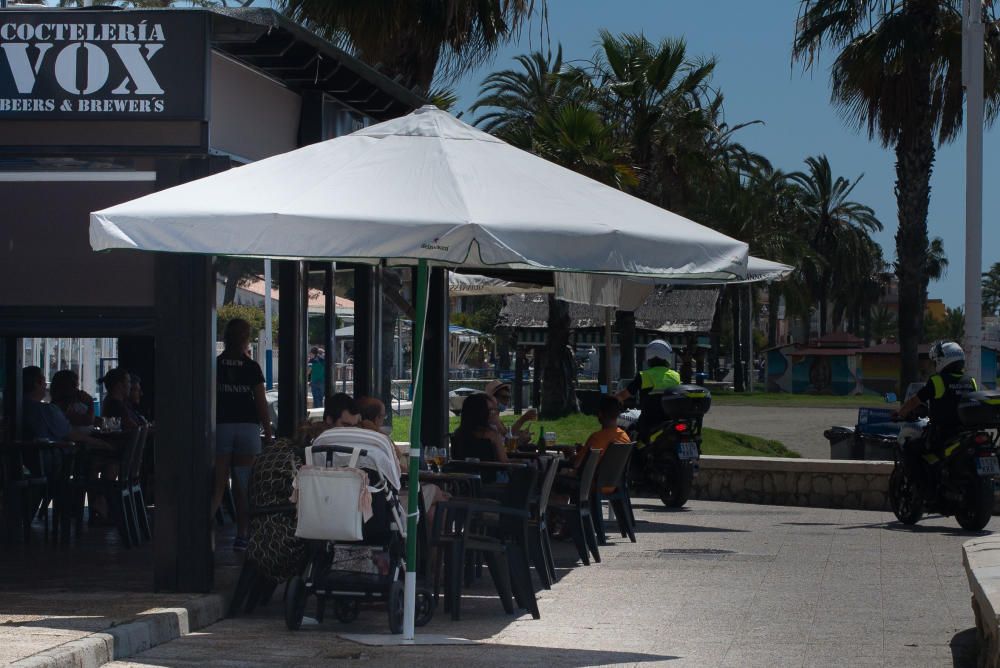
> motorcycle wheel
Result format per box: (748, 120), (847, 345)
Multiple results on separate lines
(889, 467), (924, 525)
(659, 461), (694, 508)
(956, 478), (994, 532)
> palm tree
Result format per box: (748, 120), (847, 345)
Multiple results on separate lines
(926, 306), (966, 342)
(588, 31), (717, 211)
(983, 262), (1000, 316)
(279, 0), (544, 91)
(790, 155), (881, 337)
(870, 305), (897, 344)
(793, 0), (1000, 388)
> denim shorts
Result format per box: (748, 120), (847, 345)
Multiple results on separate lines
(216, 422), (262, 457)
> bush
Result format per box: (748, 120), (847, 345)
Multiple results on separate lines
(217, 303), (278, 341)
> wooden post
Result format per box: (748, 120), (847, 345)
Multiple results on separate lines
(323, 264), (336, 406)
(353, 266), (374, 397)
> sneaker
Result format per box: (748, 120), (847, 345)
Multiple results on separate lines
(233, 536), (249, 552)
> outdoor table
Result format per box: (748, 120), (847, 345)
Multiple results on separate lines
(402, 470), (483, 498)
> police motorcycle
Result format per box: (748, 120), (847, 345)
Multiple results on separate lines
(619, 385), (712, 508)
(889, 390), (1000, 531)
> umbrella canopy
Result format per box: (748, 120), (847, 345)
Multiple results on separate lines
(89, 104), (751, 641)
(91, 105), (747, 280)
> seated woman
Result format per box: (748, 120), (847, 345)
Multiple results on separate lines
(49, 369), (94, 428)
(450, 393), (507, 464)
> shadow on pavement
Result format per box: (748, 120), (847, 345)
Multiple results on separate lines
(836, 520), (992, 537)
(632, 520), (748, 534)
(779, 521), (838, 526)
(951, 627), (978, 667)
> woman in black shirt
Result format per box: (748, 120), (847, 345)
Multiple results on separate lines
(212, 318), (273, 551)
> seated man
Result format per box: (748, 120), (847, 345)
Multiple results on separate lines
(572, 395), (631, 472)
(324, 393), (361, 428)
(22, 366), (72, 442)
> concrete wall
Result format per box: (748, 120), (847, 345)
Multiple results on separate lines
(691, 455), (894, 511)
(964, 536), (1000, 668)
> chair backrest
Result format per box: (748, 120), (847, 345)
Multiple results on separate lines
(502, 464), (538, 512)
(593, 442), (633, 491)
(129, 426), (149, 481)
(535, 456), (560, 516)
(576, 449), (602, 504)
(117, 429), (141, 483)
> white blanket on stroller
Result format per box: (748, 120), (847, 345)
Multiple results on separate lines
(310, 428), (402, 491)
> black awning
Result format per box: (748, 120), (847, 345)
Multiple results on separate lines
(208, 8), (426, 121)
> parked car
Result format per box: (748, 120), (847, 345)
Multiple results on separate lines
(448, 387), (478, 415)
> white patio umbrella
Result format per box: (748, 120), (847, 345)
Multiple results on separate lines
(90, 105), (749, 639)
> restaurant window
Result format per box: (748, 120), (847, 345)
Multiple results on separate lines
(21, 337), (118, 400)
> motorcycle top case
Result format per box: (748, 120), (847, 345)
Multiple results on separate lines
(957, 390), (1000, 428)
(660, 385), (712, 419)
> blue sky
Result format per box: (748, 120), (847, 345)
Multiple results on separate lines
(449, 0), (996, 309)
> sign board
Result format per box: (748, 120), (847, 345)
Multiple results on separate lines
(0, 11), (207, 120)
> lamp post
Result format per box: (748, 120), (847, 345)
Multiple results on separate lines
(963, 0), (985, 379)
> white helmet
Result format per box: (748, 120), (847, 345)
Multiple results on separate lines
(646, 339), (673, 361)
(930, 341), (965, 373)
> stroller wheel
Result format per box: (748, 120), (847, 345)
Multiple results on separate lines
(388, 580), (404, 634)
(284, 576), (307, 631)
(415, 588), (435, 627)
(334, 598), (360, 623)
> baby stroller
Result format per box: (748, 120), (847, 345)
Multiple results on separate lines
(284, 427), (434, 633)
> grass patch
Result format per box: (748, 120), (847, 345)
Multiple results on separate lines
(390, 412), (799, 458)
(711, 392), (891, 409)
(701, 427), (800, 458)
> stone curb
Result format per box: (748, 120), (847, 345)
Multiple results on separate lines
(964, 536), (1000, 668)
(9, 592), (226, 668)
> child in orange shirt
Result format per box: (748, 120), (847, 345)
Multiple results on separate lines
(572, 394), (631, 471)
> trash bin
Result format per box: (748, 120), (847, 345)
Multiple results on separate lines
(825, 426), (859, 460)
(862, 434), (897, 461)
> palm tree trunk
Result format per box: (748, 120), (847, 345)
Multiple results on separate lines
(767, 285), (779, 348)
(223, 261), (242, 305)
(731, 285), (745, 392)
(540, 296), (576, 418)
(894, 123), (935, 391)
(818, 289), (828, 339)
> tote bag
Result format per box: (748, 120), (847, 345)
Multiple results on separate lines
(294, 447), (366, 542)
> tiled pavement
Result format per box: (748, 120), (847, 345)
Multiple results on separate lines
(105, 500), (984, 668)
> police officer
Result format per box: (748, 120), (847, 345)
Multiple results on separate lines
(616, 339), (681, 441)
(894, 341), (978, 493)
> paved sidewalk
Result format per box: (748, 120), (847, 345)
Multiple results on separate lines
(106, 499), (983, 667)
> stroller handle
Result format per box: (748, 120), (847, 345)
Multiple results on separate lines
(309, 444), (369, 467)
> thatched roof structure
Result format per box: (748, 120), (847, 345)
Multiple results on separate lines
(499, 287), (719, 333)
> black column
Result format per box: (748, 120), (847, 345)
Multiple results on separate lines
(353, 266), (374, 398)
(513, 346), (525, 414)
(617, 310), (636, 383)
(152, 157), (223, 593)
(531, 348), (543, 408)
(421, 268), (449, 448)
(278, 261), (307, 437)
(3, 336), (22, 442)
(323, 264), (336, 404)
(154, 253), (215, 592)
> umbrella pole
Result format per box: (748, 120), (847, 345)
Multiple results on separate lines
(404, 259), (429, 640)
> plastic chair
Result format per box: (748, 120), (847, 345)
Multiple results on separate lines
(432, 465), (540, 620)
(590, 442), (636, 544)
(1, 443), (49, 543)
(77, 430), (141, 547)
(528, 456), (560, 588)
(548, 449), (602, 565)
(127, 426), (151, 542)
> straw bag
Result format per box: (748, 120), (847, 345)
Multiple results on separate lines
(293, 447), (370, 542)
